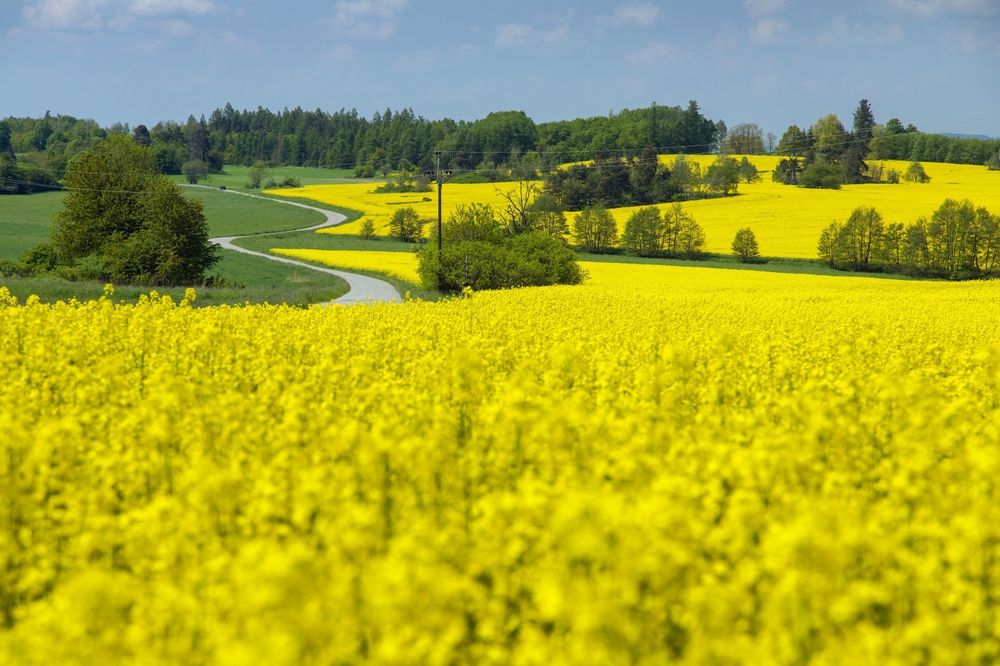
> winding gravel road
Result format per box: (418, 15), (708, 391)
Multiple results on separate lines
(191, 185), (400, 304)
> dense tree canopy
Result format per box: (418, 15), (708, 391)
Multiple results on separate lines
(52, 136), (218, 285)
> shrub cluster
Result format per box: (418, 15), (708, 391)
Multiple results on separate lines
(818, 199), (1000, 279)
(418, 202), (582, 291)
(620, 204), (707, 258)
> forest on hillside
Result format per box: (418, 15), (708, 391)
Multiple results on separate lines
(2, 101), (998, 195)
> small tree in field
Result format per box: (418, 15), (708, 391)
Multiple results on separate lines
(732, 228), (760, 262)
(247, 161), (269, 189)
(573, 205), (618, 253)
(359, 218), (378, 240)
(904, 161), (931, 183)
(182, 160), (208, 184)
(388, 207), (423, 242)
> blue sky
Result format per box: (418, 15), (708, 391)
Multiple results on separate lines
(2, 0), (999, 136)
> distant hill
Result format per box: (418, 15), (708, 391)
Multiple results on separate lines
(941, 132), (997, 141)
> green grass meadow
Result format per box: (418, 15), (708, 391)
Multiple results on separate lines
(0, 174), (353, 305)
(168, 165), (361, 191)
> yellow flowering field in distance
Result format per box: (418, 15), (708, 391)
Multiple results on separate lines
(620, 156), (1000, 257)
(4, 270), (1000, 664)
(269, 158), (1000, 259)
(272, 248), (422, 284)
(266, 182), (537, 238)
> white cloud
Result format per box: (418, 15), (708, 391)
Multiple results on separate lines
(21, 0), (218, 32)
(22, 0), (111, 30)
(944, 27), (989, 52)
(325, 43), (355, 61)
(331, 0), (408, 40)
(749, 18), (790, 44)
(819, 15), (905, 45)
(128, 0), (216, 15)
(745, 0), (786, 14)
(395, 48), (437, 69)
(220, 30), (257, 54)
(600, 2), (660, 28)
(160, 18), (193, 36)
(627, 40), (680, 64)
(494, 20), (570, 49)
(889, 0), (997, 15)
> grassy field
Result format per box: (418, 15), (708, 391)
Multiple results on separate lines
(183, 187), (324, 236)
(169, 165), (364, 191)
(0, 191), (66, 260)
(0, 185), (350, 304)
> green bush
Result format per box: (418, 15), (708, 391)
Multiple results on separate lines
(417, 203), (583, 292)
(799, 161), (844, 189)
(418, 232), (583, 292)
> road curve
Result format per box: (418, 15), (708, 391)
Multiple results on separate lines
(188, 185), (400, 304)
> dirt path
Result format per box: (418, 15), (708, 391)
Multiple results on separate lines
(191, 185), (400, 304)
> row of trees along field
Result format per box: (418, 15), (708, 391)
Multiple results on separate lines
(819, 200), (1000, 279)
(0, 102), (719, 186)
(720, 100), (1000, 189)
(4, 101), (996, 192)
(543, 151), (757, 210)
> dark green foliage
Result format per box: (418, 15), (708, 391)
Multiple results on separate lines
(543, 154), (681, 210)
(18, 243), (59, 273)
(852, 100), (876, 144)
(573, 207), (617, 252)
(182, 160), (209, 184)
(703, 156), (740, 195)
(527, 193), (569, 238)
(621, 204), (706, 258)
(359, 218), (378, 239)
(842, 144), (867, 184)
(819, 200), (1000, 279)
(388, 206), (423, 242)
(132, 125), (151, 147)
(777, 125), (810, 156)
(417, 203), (582, 292)
(904, 161), (931, 183)
(986, 152), (1000, 171)
(799, 160), (844, 189)
(52, 136), (219, 285)
(246, 161), (268, 189)
(772, 158), (801, 185)
(737, 157), (760, 183)
(722, 123), (765, 154)
(372, 168), (431, 193)
(732, 228), (760, 262)
(152, 144), (185, 175)
(572, 205), (618, 253)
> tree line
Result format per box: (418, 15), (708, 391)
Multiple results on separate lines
(0, 102), (720, 183)
(767, 100), (1000, 190)
(819, 200), (1000, 279)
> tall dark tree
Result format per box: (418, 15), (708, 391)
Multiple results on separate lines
(852, 99), (876, 145)
(777, 125), (809, 156)
(132, 124), (152, 147)
(184, 115), (209, 162)
(0, 121), (12, 155)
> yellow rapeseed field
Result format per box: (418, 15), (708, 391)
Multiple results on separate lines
(613, 156), (1000, 258)
(272, 248), (422, 284)
(4, 269), (1000, 664)
(268, 158), (1000, 258)
(265, 182), (535, 238)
